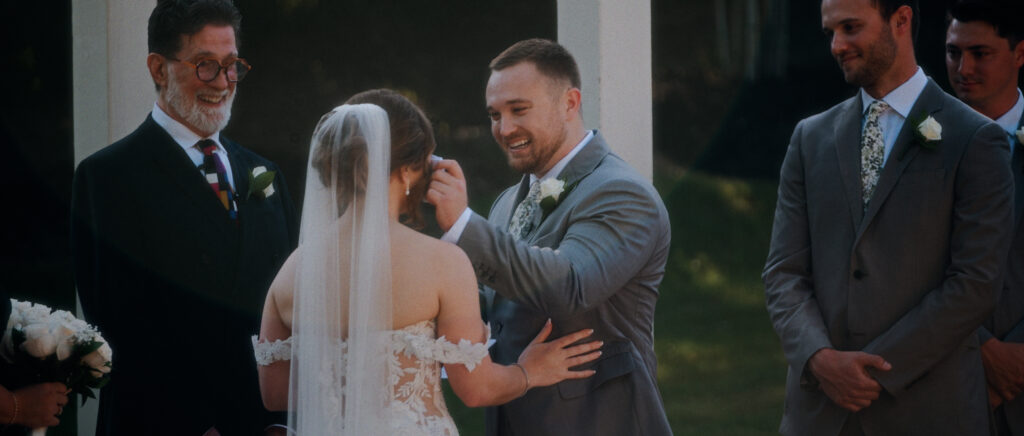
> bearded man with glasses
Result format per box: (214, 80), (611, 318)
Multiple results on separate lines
(71, 1), (298, 434)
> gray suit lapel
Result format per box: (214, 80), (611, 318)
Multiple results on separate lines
(835, 97), (867, 230)
(523, 131), (611, 241)
(857, 79), (945, 239)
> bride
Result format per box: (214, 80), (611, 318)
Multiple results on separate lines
(253, 89), (602, 435)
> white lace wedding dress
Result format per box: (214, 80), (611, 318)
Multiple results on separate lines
(253, 320), (490, 435)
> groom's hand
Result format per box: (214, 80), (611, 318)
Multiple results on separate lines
(427, 159), (468, 231)
(981, 338), (1024, 402)
(808, 348), (891, 412)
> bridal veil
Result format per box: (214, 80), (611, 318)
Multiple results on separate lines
(289, 104), (393, 434)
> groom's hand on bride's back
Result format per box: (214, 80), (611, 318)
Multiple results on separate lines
(426, 159), (468, 231)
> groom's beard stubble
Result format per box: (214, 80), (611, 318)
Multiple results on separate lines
(837, 23), (898, 89)
(165, 70), (235, 135)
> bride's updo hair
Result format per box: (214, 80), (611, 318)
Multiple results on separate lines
(311, 89), (436, 228)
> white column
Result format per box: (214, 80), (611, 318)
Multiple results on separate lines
(72, 1), (152, 434)
(557, 0), (653, 179)
(73, 0), (152, 166)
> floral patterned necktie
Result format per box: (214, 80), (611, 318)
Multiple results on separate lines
(508, 181), (541, 241)
(197, 139), (237, 219)
(860, 100), (889, 210)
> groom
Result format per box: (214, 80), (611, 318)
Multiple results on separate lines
(945, 0), (1024, 432)
(71, 1), (297, 434)
(428, 39), (672, 435)
(764, 0), (1013, 435)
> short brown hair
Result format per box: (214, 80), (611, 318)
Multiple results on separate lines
(489, 38), (582, 90)
(310, 89), (436, 228)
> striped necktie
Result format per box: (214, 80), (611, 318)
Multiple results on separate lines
(197, 139), (237, 219)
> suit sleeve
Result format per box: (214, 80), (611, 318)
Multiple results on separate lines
(71, 159), (102, 324)
(457, 176), (666, 319)
(763, 120), (834, 385)
(864, 122), (1013, 396)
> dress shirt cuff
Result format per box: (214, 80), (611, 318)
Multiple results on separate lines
(441, 208), (474, 244)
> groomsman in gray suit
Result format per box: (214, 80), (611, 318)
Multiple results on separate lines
(945, 0), (1024, 433)
(764, 0), (1014, 435)
(427, 39), (672, 435)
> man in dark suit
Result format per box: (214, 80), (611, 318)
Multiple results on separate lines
(946, 0), (1024, 433)
(764, 0), (1014, 435)
(428, 39), (672, 435)
(71, 1), (297, 434)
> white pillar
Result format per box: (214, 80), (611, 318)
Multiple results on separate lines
(73, 0), (152, 166)
(72, 1), (152, 434)
(557, 0), (653, 179)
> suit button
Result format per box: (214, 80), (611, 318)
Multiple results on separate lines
(853, 270), (866, 279)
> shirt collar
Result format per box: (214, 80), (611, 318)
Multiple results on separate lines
(530, 130), (595, 184)
(859, 67), (928, 119)
(993, 89), (1024, 136)
(151, 102), (225, 153)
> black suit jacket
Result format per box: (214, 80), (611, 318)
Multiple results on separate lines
(71, 115), (298, 436)
(982, 112), (1024, 434)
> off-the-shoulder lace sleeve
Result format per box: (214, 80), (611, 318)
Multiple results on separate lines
(252, 335), (293, 366)
(395, 324), (491, 372)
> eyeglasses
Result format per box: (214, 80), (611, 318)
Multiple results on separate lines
(167, 57), (252, 83)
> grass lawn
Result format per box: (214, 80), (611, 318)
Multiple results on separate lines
(444, 171), (787, 435)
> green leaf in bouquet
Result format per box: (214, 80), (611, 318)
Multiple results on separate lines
(73, 340), (103, 356)
(79, 386), (97, 406)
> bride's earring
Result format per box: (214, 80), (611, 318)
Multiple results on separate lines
(405, 181), (410, 197)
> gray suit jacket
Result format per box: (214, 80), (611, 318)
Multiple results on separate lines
(458, 131), (673, 435)
(764, 79), (1014, 436)
(981, 112), (1024, 434)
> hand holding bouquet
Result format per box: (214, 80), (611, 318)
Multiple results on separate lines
(1, 299), (112, 434)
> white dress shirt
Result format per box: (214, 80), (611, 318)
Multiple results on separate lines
(441, 130), (595, 243)
(859, 67), (929, 166)
(151, 103), (236, 190)
(992, 89), (1024, 154)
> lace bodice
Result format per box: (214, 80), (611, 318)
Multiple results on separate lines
(253, 320), (489, 435)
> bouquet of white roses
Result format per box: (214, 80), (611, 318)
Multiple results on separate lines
(1, 299), (112, 406)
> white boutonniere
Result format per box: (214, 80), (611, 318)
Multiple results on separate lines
(538, 177), (578, 216)
(1016, 126), (1023, 145)
(900, 114), (942, 160)
(248, 166), (276, 200)
(916, 115), (942, 146)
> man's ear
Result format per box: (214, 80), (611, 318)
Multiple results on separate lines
(1013, 39), (1024, 70)
(892, 5), (913, 37)
(147, 53), (168, 90)
(564, 87), (582, 120)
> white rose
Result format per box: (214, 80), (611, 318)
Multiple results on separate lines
(539, 178), (566, 201)
(51, 322), (77, 361)
(263, 184), (275, 198)
(83, 341), (112, 374)
(21, 324), (57, 358)
(918, 116), (942, 142)
(1017, 127), (1023, 145)
(252, 166), (267, 177)
(21, 303), (53, 325)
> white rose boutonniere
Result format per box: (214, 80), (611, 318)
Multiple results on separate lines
(248, 166), (276, 200)
(917, 116), (942, 144)
(1016, 126), (1023, 145)
(538, 177), (579, 216)
(900, 113), (942, 160)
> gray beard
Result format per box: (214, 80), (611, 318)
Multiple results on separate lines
(164, 77), (234, 135)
